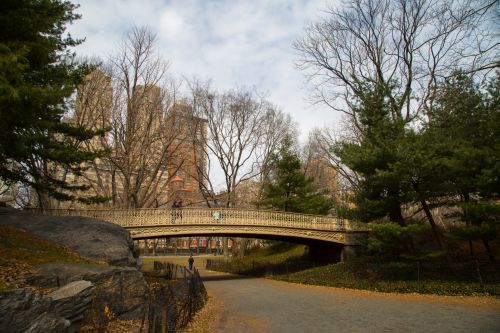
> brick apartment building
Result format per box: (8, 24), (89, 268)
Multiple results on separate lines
(55, 70), (207, 209)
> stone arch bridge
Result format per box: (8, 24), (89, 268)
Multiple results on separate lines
(36, 208), (368, 261)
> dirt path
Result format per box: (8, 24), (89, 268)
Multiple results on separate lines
(198, 269), (500, 333)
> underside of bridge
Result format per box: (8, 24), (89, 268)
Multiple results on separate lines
(134, 232), (357, 263)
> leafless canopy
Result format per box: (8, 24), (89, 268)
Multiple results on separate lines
(189, 81), (287, 207)
(296, 0), (498, 195)
(308, 127), (362, 193)
(75, 27), (186, 208)
(295, 0), (499, 125)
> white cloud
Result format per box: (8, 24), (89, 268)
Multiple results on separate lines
(68, 0), (341, 143)
(160, 10), (184, 34)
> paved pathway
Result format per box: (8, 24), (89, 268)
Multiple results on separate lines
(199, 269), (500, 333)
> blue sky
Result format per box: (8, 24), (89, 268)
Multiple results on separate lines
(68, 0), (342, 142)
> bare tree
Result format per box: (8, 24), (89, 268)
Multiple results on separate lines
(296, 0), (498, 198)
(187, 82), (289, 257)
(302, 132), (338, 193)
(75, 27), (186, 208)
(189, 82), (275, 208)
(295, 0), (499, 127)
(254, 108), (296, 198)
(308, 127), (362, 193)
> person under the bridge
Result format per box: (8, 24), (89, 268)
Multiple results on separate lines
(188, 254), (194, 271)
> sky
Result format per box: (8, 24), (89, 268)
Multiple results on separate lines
(67, 0), (342, 142)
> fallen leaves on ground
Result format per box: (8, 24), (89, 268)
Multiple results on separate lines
(0, 258), (38, 290)
(181, 294), (220, 333)
(80, 319), (142, 333)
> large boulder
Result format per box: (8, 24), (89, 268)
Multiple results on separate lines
(28, 263), (148, 319)
(0, 207), (138, 267)
(0, 288), (68, 333)
(0, 280), (94, 333)
(88, 267), (148, 319)
(48, 280), (94, 325)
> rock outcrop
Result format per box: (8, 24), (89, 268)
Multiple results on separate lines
(48, 280), (94, 326)
(28, 263), (148, 319)
(0, 280), (94, 333)
(0, 207), (138, 267)
(0, 208), (149, 331)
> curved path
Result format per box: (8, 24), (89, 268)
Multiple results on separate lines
(199, 268), (500, 333)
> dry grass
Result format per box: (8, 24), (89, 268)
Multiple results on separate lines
(0, 226), (102, 291)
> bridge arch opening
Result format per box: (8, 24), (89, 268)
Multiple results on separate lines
(135, 233), (347, 263)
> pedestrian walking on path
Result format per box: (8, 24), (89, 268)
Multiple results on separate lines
(188, 254), (194, 271)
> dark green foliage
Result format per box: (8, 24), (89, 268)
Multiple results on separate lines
(422, 73), (500, 259)
(449, 201), (500, 260)
(335, 73), (500, 259)
(256, 139), (333, 214)
(425, 73), (500, 200)
(0, 0), (107, 206)
(335, 82), (409, 224)
(361, 221), (441, 260)
(457, 202), (500, 240)
(276, 261), (500, 296)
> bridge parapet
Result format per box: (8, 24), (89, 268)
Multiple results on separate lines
(32, 208), (357, 231)
(30, 208), (368, 245)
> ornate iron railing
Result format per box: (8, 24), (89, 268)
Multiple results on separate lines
(31, 207), (357, 232)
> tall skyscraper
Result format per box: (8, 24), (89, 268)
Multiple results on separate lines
(59, 71), (208, 208)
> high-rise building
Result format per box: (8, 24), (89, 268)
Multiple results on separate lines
(74, 69), (113, 149)
(56, 71), (207, 208)
(128, 84), (164, 144)
(305, 157), (340, 197)
(166, 101), (208, 204)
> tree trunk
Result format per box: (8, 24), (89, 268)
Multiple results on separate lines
(412, 182), (449, 259)
(37, 190), (51, 210)
(206, 237), (211, 254)
(239, 238), (248, 257)
(463, 194), (475, 258)
(420, 199), (445, 250)
(418, 198), (453, 265)
(469, 239), (475, 258)
(223, 238), (229, 260)
(388, 189), (405, 225)
(481, 237), (495, 262)
(152, 239), (157, 256)
(111, 167), (117, 206)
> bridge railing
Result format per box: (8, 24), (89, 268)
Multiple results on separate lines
(29, 207), (356, 231)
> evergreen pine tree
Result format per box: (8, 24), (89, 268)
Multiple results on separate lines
(256, 138), (332, 214)
(0, 0), (106, 207)
(421, 73), (500, 260)
(335, 82), (409, 224)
